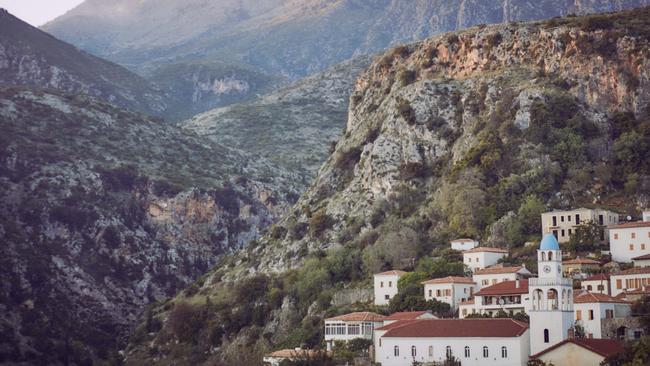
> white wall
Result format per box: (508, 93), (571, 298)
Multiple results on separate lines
(541, 209), (618, 244)
(610, 226), (650, 263)
(580, 279), (610, 295)
(574, 302), (618, 338)
(634, 259), (650, 268)
(464, 252), (507, 271)
(643, 211), (650, 222)
(535, 342), (605, 366)
(452, 240), (479, 251)
(374, 274), (401, 305)
(375, 333), (530, 366)
(473, 273), (518, 288)
(423, 283), (474, 309)
(610, 273), (650, 296)
(324, 321), (381, 342)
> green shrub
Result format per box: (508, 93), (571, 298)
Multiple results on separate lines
(309, 209), (332, 237)
(334, 146), (362, 172)
(581, 15), (614, 31)
(167, 302), (205, 344)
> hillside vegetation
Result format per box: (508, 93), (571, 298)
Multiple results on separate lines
(124, 8), (650, 366)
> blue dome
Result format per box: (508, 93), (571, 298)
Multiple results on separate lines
(540, 234), (560, 250)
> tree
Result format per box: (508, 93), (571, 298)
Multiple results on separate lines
(362, 226), (419, 274)
(566, 220), (603, 252)
(632, 296), (650, 332)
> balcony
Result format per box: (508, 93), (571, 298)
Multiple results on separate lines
(529, 278), (572, 287)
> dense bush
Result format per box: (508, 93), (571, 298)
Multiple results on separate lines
(309, 209), (333, 237)
(398, 69), (417, 86)
(168, 302), (205, 344)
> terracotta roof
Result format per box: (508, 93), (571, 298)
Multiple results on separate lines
(463, 246), (508, 254)
(611, 267), (650, 276)
(474, 279), (529, 296)
(325, 312), (386, 322)
(378, 319), (528, 338)
(473, 266), (526, 275)
(563, 258), (600, 265)
(451, 238), (477, 243)
(583, 273), (609, 281)
(374, 270), (407, 276)
(574, 292), (628, 304)
(384, 311), (433, 321)
(421, 276), (475, 285)
(265, 349), (331, 359)
(620, 286), (650, 295)
(375, 319), (420, 332)
(531, 338), (624, 359)
(459, 299), (475, 305)
(610, 221), (650, 229)
(632, 253), (650, 260)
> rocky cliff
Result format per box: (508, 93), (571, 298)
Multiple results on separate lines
(123, 8), (650, 366)
(0, 87), (301, 365)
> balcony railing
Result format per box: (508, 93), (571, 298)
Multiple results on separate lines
(529, 278), (572, 287)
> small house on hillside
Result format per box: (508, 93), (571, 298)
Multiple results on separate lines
(463, 247), (509, 272)
(373, 270), (406, 306)
(450, 238), (479, 251)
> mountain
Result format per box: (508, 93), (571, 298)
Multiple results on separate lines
(183, 56), (373, 178)
(124, 8), (650, 365)
(0, 87), (301, 364)
(44, 0), (650, 79)
(0, 9), (168, 116)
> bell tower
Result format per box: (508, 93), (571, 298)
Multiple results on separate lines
(528, 234), (574, 355)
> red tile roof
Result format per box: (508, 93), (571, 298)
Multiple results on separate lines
(384, 311), (434, 321)
(563, 258), (600, 265)
(574, 292), (628, 304)
(325, 312), (386, 322)
(473, 266), (527, 275)
(610, 221), (650, 229)
(459, 299), (475, 305)
(632, 253), (650, 260)
(474, 279), (528, 296)
(421, 276), (475, 285)
(531, 338), (624, 359)
(377, 319), (528, 338)
(611, 267), (650, 276)
(374, 270), (407, 276)
(619, 286), (650, 296)
(583, 273), (609, 281)
(463, 246), (508, 254)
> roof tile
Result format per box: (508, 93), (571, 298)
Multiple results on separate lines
(421, 276), (475, 285)
(474, 279), (528, 296)
(463, 246), (509, 254)
(325, 312), (386, 322)
(377, 319), (528, 338)
(531, 338), (624, 359)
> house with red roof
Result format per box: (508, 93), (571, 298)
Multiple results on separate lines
(562, 257), (601, 278)
(609, 266), (650, 297)
(373, 318), (530, 366)
(609, 220), (650, 263)
(573, 292), (631, 339)
(530, 338), (624, 366)
(421, 276), (476, 310)
(324, 312), (386, 350)
(632, 253), (650, 267)
(580, 273), (610, 295)
(472, 264), (533, 289)
(459, 279), (530, 318)
(463, 247), (509, 272)
(383, 311), (437, 325)
(373, 270), (407, 306)
(450, 238), (479, 251)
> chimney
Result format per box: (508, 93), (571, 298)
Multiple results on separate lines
(515, 280), (520, 289)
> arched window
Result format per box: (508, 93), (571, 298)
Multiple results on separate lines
(547, 289), (559, 310)
(464, 346), (470, 358)
(548, 251), (553, 261)
(587, 285), (593, 291)
(394, 346), (399, 357)
(541, 252), (546, 261)
(428, 346), (433, 357)
(446, 346), (452, 358)
(501, 346), (508, 358)
(483, 346), (489, 358)
(544, 329), (550, 343)
(411, 346), (417, 357)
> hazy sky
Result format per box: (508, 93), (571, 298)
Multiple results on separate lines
(0, 0), (84, 26)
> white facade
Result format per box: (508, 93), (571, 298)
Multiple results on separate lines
(451, 238), (479, 251)
(463, 248), (508, 272)
(580, 276), (610, 295)
(422, 278), (476, 310)
(464, 280), (531, 318)
(643, 210), (650, 222)
(541, 208), (618, 244)
(633, 256), (650, 267)
(472, 266), (532, 289)
(529, 234), (574, 356)
(574, 301), (631, 339)
(609, 223), (650, 263)
(374, 270), (405, 306)
(610, 268), (650, 297)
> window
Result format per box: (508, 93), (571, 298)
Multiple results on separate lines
(616, 279), (622, 289)
(598, 285), (605, 291)
(429, 290), (432, 297)
(462, 309), (467, 316)
(436, 290), (441, 297)
(394, 346), (399, 357)
(482, 346), (489, 358)
(568, 229), (572, 235)
(561, 229), (565, 237)
(380, 281), (384, 288)
(429, 346), (433, 357)
(348, 324), (360, 335)
(576, 310), (582, 320)
(501, 346), (508, 358)
(389, 281), (392, 287)
(568, 215), (572, 222)
(411, 346), (417, 357)
(561, 216), (565, 222)
(446, 346), (452, 358)
(544, 329), (550, 343)
(589, 310), (594, 320)
(362, 323), (374, 335)
(642, 244), (646, 250)
(606, 309), (614, 319)
(614, 233), (619, 240)
(630, 244), (635, 251)
(576, 214), (580, 223)
(464, 346), (470, 358)
(588, 333), (593, 338)
(632, 233), (636, 239)
(587, 285), (592, 291)
(464, 288), (468, 294)
(482, 279), (489, 285)
(385, 295), (390, 300)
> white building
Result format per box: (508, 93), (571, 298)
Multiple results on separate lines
(374, 318), (530, 366)
(463, 247), (509, 272)
(461, 279), (530, 318)
(324, 312), (385, 350)
(374, 270), (406, 306)
(541, 208), (618, 244)
(609, 221), (650, 263)
(472, 265), (533, 289)
(451, 238), (479, 251)
(530, 338), (624, 366)
(528, 234), (574, 355)
(643, 210), (650, 222)
(580, 274), (610, 295)
(422, 276), (476, 310)
(633, 254), (650, 267)
(610, 267), (650, 297)
(573, 292), (631, 339)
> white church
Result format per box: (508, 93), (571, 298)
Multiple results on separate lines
(372, 234), (583, 365)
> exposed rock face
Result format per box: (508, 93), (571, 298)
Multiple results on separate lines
(0, 9), (168, 117)
(0, 87), (301, 364)
(183, 56), (373, 178)
(44, 0), (649, 79)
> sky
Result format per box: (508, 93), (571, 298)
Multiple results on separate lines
(0, 0), (84, 26)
